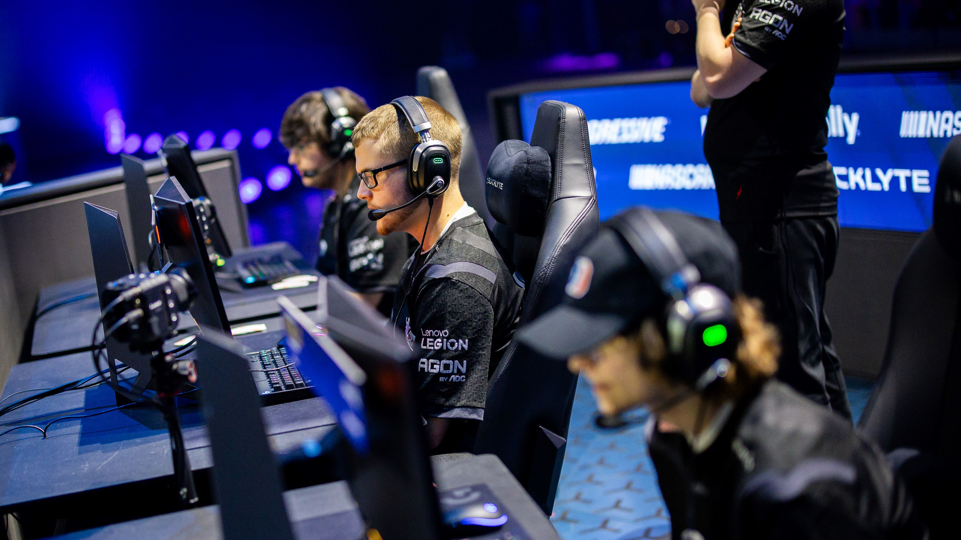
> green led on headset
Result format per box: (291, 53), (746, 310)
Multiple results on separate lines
(432, 157), (445, 164)
(702, 324), (728, 347)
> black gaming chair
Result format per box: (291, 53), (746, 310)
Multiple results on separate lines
(859, 135), (961, 536)
(473, 101), (599, 514)
(416, 66), (495, 230)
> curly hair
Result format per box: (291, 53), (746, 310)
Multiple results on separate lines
(279, 87), (369, 154)
(638, 294), (780, 402)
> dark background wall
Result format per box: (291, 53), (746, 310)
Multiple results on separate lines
(1, 0), (959, 262)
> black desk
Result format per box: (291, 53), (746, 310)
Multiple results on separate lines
(30, 269), (321, 359)
(51, 455), (561, 540)
(0, 350), (337, 534)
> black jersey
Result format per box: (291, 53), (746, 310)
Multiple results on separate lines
(316, 177), (415, 315)
(647, 380), (925, 540)
(704, 0), (845, 222)
(390, 206), (523, 424)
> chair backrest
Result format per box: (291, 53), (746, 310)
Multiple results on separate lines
(474, 100), (599, 514)
(860, 135), (961, 461)
(416, 66), (494, 230)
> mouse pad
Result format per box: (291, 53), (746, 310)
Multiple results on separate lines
(437, 483), (531, 540)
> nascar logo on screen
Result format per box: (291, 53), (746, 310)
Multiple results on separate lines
(899, 110), (961, 139)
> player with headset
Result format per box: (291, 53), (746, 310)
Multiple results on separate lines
(352, 96), (523, 453)
(518, 207), (925, 539)
(280, 88), (415, 315)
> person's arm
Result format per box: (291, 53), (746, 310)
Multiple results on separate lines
(692, 0), (767, 99)
(348, 290), (384, 310)
(690, 70), (713, 108)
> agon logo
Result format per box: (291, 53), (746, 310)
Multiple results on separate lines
(565, 256), (594, 299)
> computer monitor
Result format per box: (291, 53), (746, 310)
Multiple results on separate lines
(159, 134), (232, 257)
(193, 329), (296, 540)
(278, 296), (368, 453)
(120, 154), (154, 269)
(490, 58), (961, 233)
(83, 202), (153, 388)
(153, 176), (230, 333)
(323, 276), (444, 540)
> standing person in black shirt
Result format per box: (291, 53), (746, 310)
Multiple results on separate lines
(352, 96), (523, 453)
(690, 0), (851, 417)
(280, 88), (413, 316)
(519, 208), (925, 539)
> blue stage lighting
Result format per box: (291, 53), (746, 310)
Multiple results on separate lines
(266, 165), (292, 191)
(175, 131), (190, 144)
(252, 128), (272, 149)
(122, 133), (142, 154)
(221, 129), (242, 151)
(142, 133), (163, 154)
(239, 177), (263, 204)
(104, 109), (125, 154)
(196, 130), (215, 151)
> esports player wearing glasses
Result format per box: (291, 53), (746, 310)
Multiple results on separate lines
(518, 208), (924, 540)
(352, 96), (523, 453)
(280, 87), (414, 315)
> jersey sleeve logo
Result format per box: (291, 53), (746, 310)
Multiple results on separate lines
(565, 256), (594, 299)
(405, 317), (416, 351)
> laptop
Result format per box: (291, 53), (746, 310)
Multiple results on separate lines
(153, 176), (314, 405)
(194, 282), (516, 540)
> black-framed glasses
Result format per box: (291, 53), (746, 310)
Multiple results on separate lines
(357, 159), (406, 189)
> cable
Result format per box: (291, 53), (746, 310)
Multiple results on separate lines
(0, 388), (201, 442)
(0, 365), (132, 421)
(165, 336), (197, 357)
(34, 292), (98, 319)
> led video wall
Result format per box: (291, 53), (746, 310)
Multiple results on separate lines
(517, 70), (961, 233)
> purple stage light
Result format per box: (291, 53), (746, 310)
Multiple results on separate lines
(266, 165), (293, 191)
(196, 130), (215, 151)
(239, 177), (263, 204)
(104, 108), (126, 154)
(252, 128), (272, 149)
(122, 133), (142, 154)
(142, 133), (163, 154)
(175, 131), (189, 144)
(221, 129), (242, 150)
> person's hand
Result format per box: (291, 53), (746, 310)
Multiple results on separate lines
(692, 0), (724, 16)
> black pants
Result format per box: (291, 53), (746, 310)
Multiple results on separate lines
(722, 217), (852, 419)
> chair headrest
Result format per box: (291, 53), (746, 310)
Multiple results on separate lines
(934, 135), (961, 260)
(486, 140), (552, 237)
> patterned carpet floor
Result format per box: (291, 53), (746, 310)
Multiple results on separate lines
(549, 376), (875, 540)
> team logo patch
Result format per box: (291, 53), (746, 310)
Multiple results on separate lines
(404, 317), (415, 351)
(565, 256), (594, 299)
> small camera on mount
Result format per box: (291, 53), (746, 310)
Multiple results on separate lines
(102, 269), (195, 353)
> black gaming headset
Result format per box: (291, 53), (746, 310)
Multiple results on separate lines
(319, 88), (357, 159)
(605, 208), (739, 391)
(391, 96), (451, 198)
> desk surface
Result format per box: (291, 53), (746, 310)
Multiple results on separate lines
(31, 272), (320, 359)
(51, 454), (561, 540)
(0, 351), (335, 514)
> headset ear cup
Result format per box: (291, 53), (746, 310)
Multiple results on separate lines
(662, 285), (738, 387)
(407, 144), (422, 195)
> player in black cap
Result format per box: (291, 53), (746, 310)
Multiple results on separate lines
(519, 207), (924, 539)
